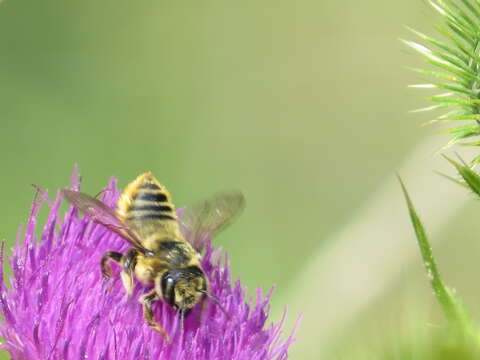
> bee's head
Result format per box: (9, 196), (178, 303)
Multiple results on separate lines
(160, 266), (207, 311)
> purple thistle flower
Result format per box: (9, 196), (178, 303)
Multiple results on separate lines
(0, 170), (297, 359)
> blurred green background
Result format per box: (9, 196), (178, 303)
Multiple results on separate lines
(2, 0), (480, 358)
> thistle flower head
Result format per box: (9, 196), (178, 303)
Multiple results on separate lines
(0, 170), (297, 359)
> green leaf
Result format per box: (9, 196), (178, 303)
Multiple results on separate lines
(443, 0), (479, 32)
(428, 96), (477, 110)
(439, 113), (480, 120)
(423, 54), (477, 83)
(445, 16), (477, 46)
(444, 123), (480, 133)
(448, 131), (479, 146)
(398, 175), (474, 334)
(460, 140), (480, 146)
(410, 66), (460, 82)
(431, 50), (476, 76)
(434, 170), (470, 188)
(402, 39), (475, 79)
(435, 24), (479, 62)
(442, 154), (480, 196)
(459, 0), (480, 23)
(436, 109), (469, 120)
(407, 26), (469, 64)
(472, 153), (480, 164)
(433, 82), (475, 96)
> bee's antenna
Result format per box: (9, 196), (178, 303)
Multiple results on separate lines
(198, 289), (231, 320)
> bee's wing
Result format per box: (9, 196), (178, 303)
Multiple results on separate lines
(178, 191), (245, 252)
(62, 189), (154, 256)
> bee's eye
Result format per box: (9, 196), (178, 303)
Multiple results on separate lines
(161, 274), (176, 306)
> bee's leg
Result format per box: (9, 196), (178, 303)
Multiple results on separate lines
(179, 308), (187, 334)
(101, 251), (123, 280)
(140, 289), (171, 343)
(120, 249), (137, 296)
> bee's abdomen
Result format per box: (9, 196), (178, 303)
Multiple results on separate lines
(128, 184), (176, 221)
(117, 173), (177, 222)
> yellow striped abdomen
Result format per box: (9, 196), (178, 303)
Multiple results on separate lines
(117, 173), (183, 251)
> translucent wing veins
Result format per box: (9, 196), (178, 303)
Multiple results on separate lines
(62, 189), (154, 256)
(179, 191), (245, 252)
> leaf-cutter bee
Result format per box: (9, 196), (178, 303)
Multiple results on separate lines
(62, 173), (244, 342)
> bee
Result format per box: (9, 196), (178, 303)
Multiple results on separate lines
(62, 173), (244, 342)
